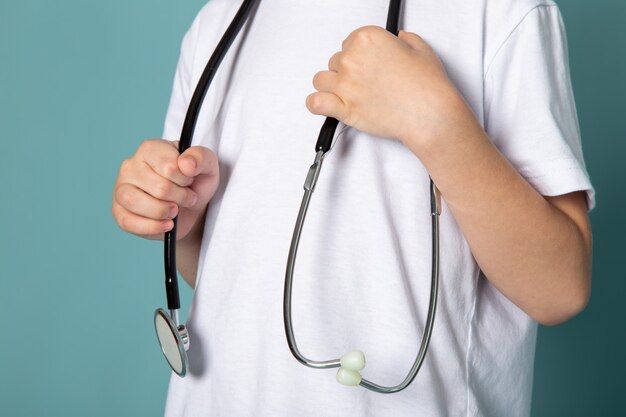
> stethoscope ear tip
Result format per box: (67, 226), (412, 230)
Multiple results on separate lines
(336, 350), (366, 386)
(340, 350), (366, 371)
(337, 368), (362, 386)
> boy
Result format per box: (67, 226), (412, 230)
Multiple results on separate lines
(112, 0), (594, 415)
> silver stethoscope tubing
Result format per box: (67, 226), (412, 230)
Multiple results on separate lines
(284, 155), (441, 394)
(283, 0), (441, 394)
(155, 0), (441, 394)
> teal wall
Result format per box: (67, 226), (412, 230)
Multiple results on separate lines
(532, 1), (626, 416)
(0, 1), (623, 416)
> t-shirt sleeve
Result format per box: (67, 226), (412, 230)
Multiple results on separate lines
(484, 4), (595, 210)
(161, 15), (201, 142)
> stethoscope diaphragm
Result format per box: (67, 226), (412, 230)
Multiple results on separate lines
(154, 308), (189, 377)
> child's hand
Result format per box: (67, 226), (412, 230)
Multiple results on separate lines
(307, 26), (468, 150)
(112, 139), (219, 240)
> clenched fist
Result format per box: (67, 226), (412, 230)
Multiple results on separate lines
(307, 26), (465, 153)
(112, 139), (219, 241)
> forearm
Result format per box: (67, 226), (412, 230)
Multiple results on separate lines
(176, 209), (207, 288)
(304, 26), (592, 324)
(403, 94), (592, 325)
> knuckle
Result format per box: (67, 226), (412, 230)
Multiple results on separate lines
(162, 161), (179, 178)
(139, 139), (154, 152)
(118, 214), (132, 232)
(154, 180), (173, 200)
(365, 25), (383, 36)
(119, 158), (132, 175)
(186, 190), (197, 206)
(353, 25), (381, 46)
(354, 26), (371, 42)
(117, 185), (134, 208)
(339, 51), (356, 69)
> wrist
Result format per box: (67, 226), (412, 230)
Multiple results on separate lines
(399, 83), (480, 161)
(177, 205), (208, 242)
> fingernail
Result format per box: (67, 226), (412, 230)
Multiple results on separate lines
(182, 157), (196, 170)
(162, 220), (173, 231)
(168, 205), (178, 218)
(189, 192), (198, 207)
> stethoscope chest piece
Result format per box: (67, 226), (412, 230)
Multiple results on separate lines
(154, 0), (257, 379)
(154, 308), (190, 377)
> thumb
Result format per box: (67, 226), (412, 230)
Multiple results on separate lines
(178, 146), (220, 212)
(178, 145), (219, 178)
(398, 30), (427, 51)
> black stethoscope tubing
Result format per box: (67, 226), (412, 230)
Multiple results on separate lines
(164, 0), (403, 301)
(164, 0), (260, 312)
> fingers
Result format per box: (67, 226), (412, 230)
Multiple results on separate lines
(178, 146), (219, 178)
(112, 202), (173, 238)
(306, 91), (347, 121)
(312, 70), (339, 93)
(309, 69), (349, 120)
(115, 182), (178, 220)
(133, 164), (199, 208)
(341, 25), (386, 51)
(327, 51), (359, 74)
(113, 139), (221, 241)
(177, 147), (220, 213)
(141, 140), (193, 187)
(123, 140), (219, 210)
(113, 169), (192, 237)
(328, 51), (342, 72)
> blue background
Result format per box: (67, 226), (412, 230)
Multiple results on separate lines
(0, 0), (624, 415)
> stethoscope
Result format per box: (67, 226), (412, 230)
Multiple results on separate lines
(154, 0), (441, 394)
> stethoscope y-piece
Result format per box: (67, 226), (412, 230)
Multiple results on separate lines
(155, 0), (441, 393)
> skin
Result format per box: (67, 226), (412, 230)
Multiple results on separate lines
(112, 26), (592, 326)
(112, 139), (218, 283)
(306, 27), (592, 325)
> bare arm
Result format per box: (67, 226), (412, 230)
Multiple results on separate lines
(306, 26), (592, 325)
(405, 95), (592, 325)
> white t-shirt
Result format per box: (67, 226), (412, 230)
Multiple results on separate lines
(161, 1), (594, 416)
